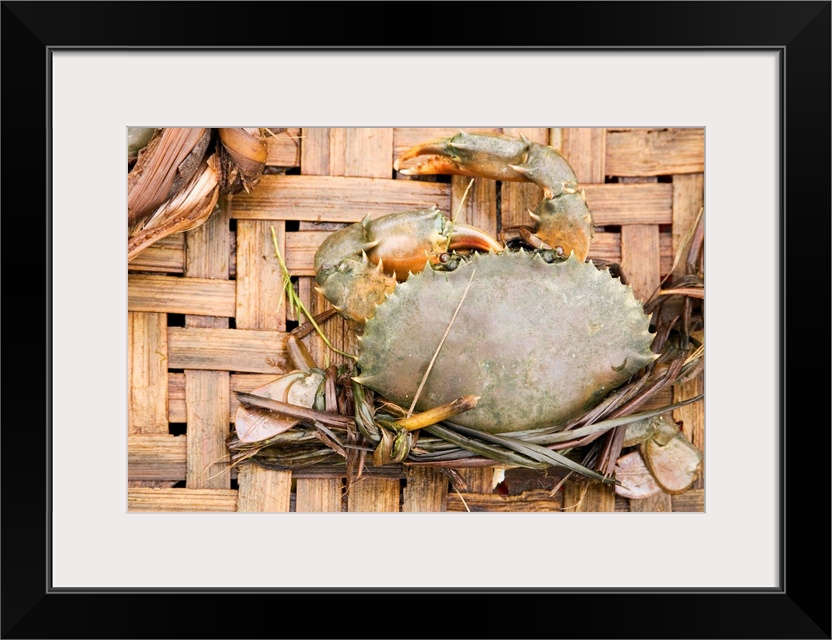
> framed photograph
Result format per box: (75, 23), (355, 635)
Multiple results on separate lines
(5, 2), (829, 638)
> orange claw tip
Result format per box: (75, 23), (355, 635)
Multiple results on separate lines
(448, 222), (504, 253)
(395, 155), (464, 177)
(393, 138), (452, 171)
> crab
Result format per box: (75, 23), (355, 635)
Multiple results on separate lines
(312, 131), (658, 434)
(231, 130), (704, 496)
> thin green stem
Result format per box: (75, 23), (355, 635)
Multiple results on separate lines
(270, 226), (356, 361)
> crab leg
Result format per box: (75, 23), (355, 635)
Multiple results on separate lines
(395, 131), (595, 262)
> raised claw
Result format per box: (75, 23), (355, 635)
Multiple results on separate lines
(395, 131), (595, 262)
(395, 131), (535, 183)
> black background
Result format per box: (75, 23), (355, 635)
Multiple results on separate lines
(2, 2), (829, 638)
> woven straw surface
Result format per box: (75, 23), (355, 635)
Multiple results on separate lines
(127, 127), (704, 513)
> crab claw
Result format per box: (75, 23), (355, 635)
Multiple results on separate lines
(529, 191), (594, 263)
(314, 251), (397, 324)
(314, 206), (503, 323)
(395, 131), (533, 183)
(395, 131), (595, 262)
(395, 131), (580, 197)
(361, 206), (502, 281)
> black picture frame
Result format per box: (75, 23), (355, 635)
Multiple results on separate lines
(3, 1), (829, 638)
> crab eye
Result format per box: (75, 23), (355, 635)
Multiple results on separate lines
(555, 246), (565, 257)
(441, 254), (462, 271)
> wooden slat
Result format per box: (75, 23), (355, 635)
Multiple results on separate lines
(670, 488), (705, 512)
(229, 175), (451, 222)
(128, 233), (185, 273)
(185, 370), (231, 489)
(169, 372), (282, 423)
(548, 128), (563, 152)
(179, 196), (233, 491)
(296, 478), (343, 512)
(185, 198), (229, 279)
(642, 387), (675, 412)
(503, 183), (674, 227)
(402, 467), (448, 512)
(128, 435), (187, 481)
(300, 127), (331, 175)
(234, 211), (294, 511)
(231, 177), (668, 226)
(504, 127), (549, 145)
(265, 127), (301, 167)
(586, 230), (625, 265)
(563, 481), (616, 512)
(235, 220), (286, 331)
(285, 231), (329, 275)
(615, 494), (631, 512)
(671, 171), (705, 491)
(128, 312), (168, 434)
(236, 465), (292, 512)
(457, 468), (496, 495)
(500, 179), (544, 230)
(129, 480), (177, 489)
(127, 231), (238, 276)
(671, 173), (705, 279)
(585, 183), (673, 225)
(339, 127), (394, 178)
(128, 274), (236, 316)
(628, 491), (673, 513)
(674, 373), (705, 490)
(168, 327), (289, 373)
(503, 183), (674, 229)
(620, 224), (662, 303)
(446, 489), (564, 512)
(452, 174), (498, 240)
(128, 487), (238, 512)
(185, 196), (229, 329)
(562, 128), (606, 183)
(347, 477), (401, 512)
(606, 128), (704, 176)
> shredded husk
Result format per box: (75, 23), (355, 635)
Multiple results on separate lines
(127, 127), (269, 261)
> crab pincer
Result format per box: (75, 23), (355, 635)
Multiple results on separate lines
(395, 130), (595, 262)
(314, 205), (503, 323)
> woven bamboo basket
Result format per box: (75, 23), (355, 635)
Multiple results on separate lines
(127, 127), (704, 513)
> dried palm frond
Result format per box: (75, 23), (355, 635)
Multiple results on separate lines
(128, 153), (220, 261)
(127, 126), (269, 261)
(217, 127), (268, 194)
(127, 127), (211, 235)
